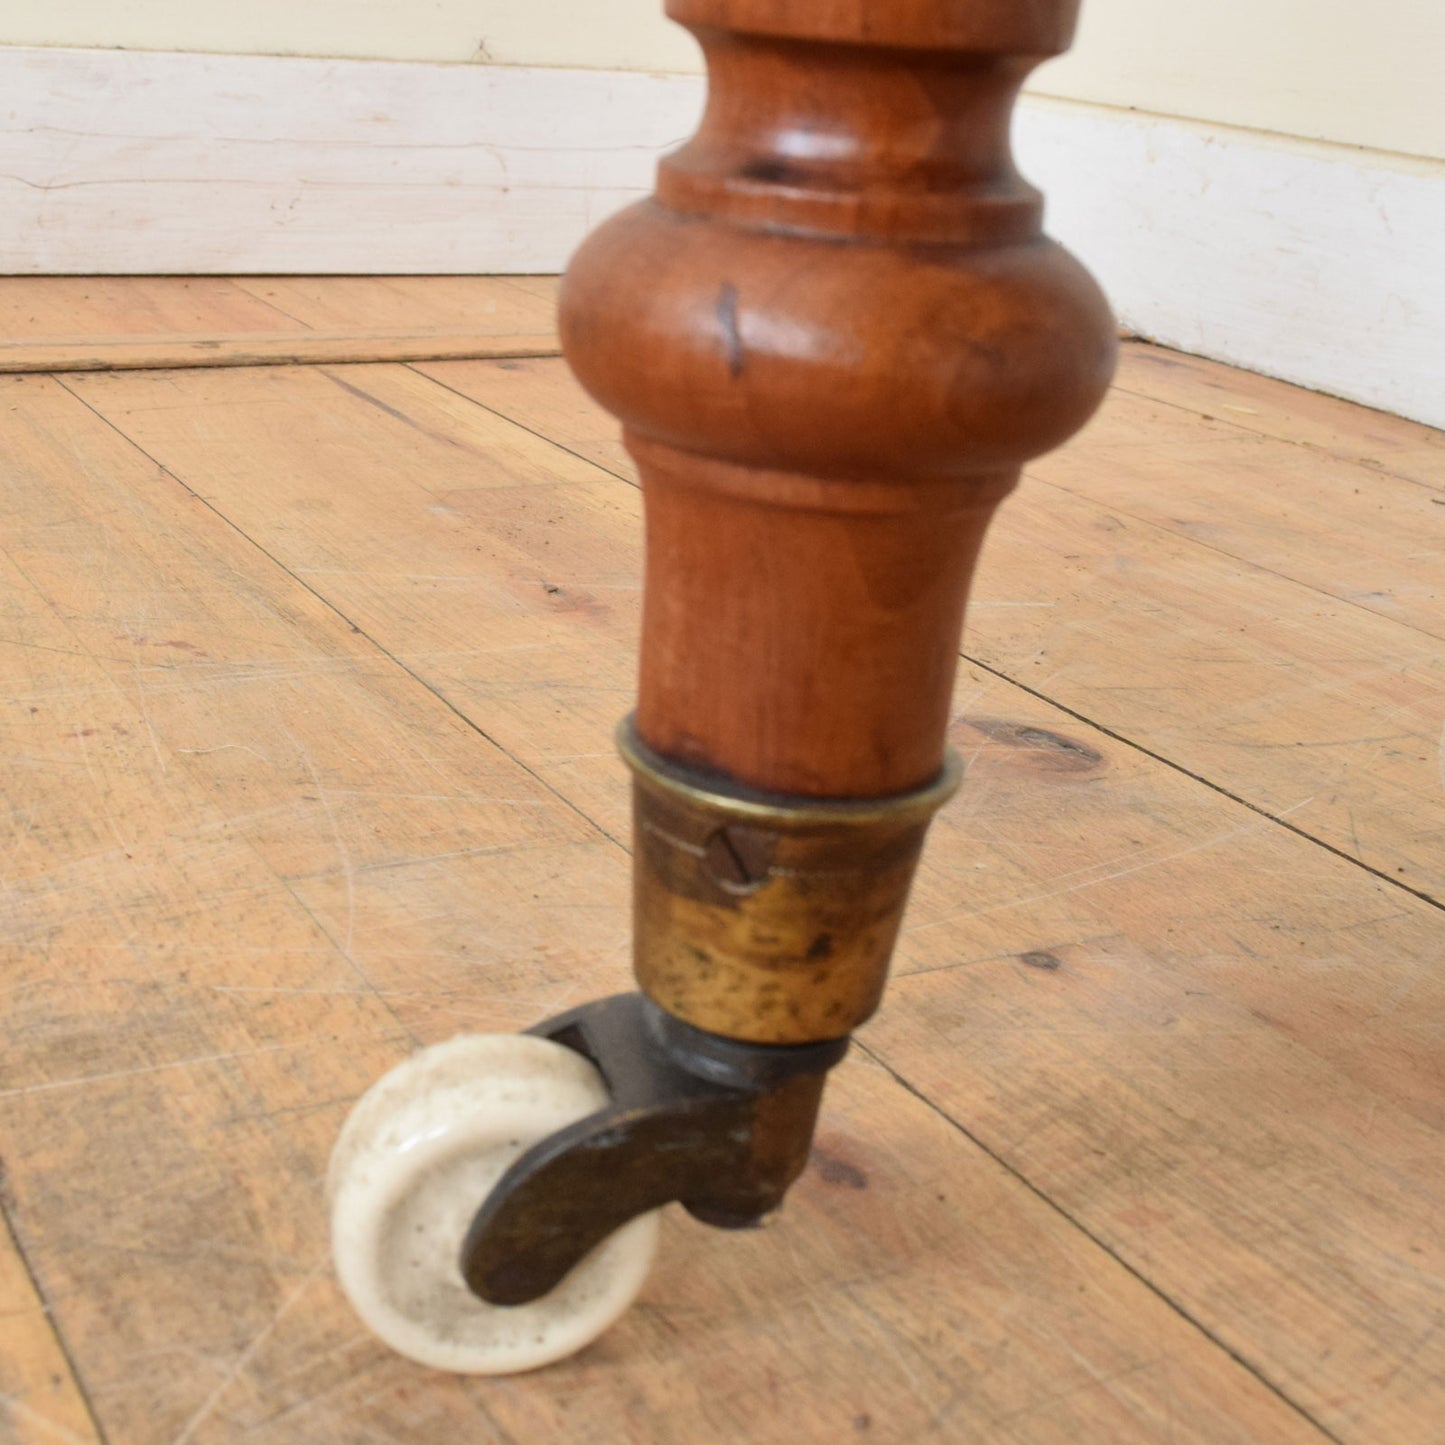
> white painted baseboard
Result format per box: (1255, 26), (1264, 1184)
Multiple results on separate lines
(0, 47), (699, 276)
(1, 46), (1440, 426)
(1018, 98), (1445, 432)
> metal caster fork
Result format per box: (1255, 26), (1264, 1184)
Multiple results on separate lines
(464, 991), (849, 1303)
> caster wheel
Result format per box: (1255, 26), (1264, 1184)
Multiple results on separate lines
(328, 1034), (660, 1374)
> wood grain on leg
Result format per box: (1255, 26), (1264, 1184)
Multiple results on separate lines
(561, 0), (1115, 797)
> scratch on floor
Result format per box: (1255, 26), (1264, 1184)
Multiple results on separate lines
(0, 1031), (404, 1100)
(321, 790), (550, 807)
(207, 982), (577, 1010)
(283, 726), (356, 956)
(176, 743), (275, 763)
(169, 1253), (330, 1445)
(905, 796), (1317, 937)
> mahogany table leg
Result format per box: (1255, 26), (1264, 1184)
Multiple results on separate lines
(331, 0), (1116, 1372)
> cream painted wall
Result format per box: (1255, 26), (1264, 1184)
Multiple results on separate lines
(1037, 0), (1445, 160)
(0, 0), (699, 72)
(4, 1), (1441, 159)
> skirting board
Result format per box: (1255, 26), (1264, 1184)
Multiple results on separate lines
(1, 45), (1440, 427)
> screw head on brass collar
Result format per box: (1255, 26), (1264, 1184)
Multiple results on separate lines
(618, 718), (962, 1044)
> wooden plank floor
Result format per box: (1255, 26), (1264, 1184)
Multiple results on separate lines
(0, 276), (1441, 1444)
(0, 276), (559, 373)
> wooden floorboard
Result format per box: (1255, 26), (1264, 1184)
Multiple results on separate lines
(0, 1209), (101, 1445)
(1112, 344), (1445, 494)
(423, 350), (1445, 637)
(0, 277), (1441, 1443)
(1031, 386), (1444, 640)
(229, 276), (560, 335)
(0, 278), (298, 343)
(416, 355), (1445, 906)
(0, 276), (560, 374)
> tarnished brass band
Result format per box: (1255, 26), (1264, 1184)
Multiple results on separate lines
(618, 719), (962, 1045)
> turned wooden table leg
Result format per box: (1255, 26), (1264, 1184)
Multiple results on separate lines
(561, 0), (1115, 1046)
(330, 0), (1115, 1373)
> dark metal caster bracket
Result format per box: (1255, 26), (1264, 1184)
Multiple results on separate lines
(460, 992), (848, 1306)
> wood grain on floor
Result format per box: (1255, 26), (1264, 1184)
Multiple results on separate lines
(0, 276), (1440, 1445)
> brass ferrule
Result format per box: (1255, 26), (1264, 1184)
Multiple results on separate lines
(618, 719), (962, 1045)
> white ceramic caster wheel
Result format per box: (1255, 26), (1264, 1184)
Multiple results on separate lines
(329, 1034), (660, 1374)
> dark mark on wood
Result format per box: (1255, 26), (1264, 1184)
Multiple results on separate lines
(812, 1143), (867, 1190)
(716, 281), (745, 379)
(1019, 950), (1063, 971)
(961, 717), (1105, 773)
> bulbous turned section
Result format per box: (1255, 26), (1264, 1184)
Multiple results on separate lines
(562, 0), (1115, 804)
(566, 214), (1111, 485)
